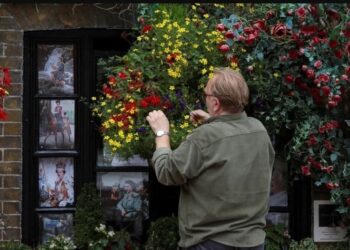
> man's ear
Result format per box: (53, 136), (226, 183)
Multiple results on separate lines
(212, 97), (221, 113)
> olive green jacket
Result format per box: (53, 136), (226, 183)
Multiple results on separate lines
(152, 112), (275, 248)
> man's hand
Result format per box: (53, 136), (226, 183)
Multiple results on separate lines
(146, 110), (170, 135)
(190, 109), (210, 124)
(146, 110), (170, 149)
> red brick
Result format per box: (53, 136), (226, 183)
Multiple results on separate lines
(4, 176), (21, 188)
(0, 189), (21, 200)
(3, 228), (21, 240)
(6, 110), (21, 122)
(0, 57), (22, 70)
(4, 149), (22, 161)
(3, 215), (20, 227)
(0, 163), (21, 174)
(4, 123), (21, 136)
(4, 97), (21, 109)
(7, 83), (22, 96)
(0, 136), (21, 148)
(3, 202), (20, 214)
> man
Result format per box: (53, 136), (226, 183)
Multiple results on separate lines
(146, 68), (275, 250)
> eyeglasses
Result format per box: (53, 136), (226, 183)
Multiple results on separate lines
(202, 92), (229, 101)
(202, 92), (215, 100)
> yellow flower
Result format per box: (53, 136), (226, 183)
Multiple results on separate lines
(199, 58), (208, 65)
(91, 96), (96, 101)
(117, 121), (124, 127)
(101, 101), (106, 106)
(118, 130), (125, 139)
(203, 14), (209, 19)
(169, 85), (175, 91)
(273, 72), (280, 78)
(209, 73), (214, 79)
(201, 68), (207, 75)
(193, 44), (199, 49)
(184, 115), (189, 120)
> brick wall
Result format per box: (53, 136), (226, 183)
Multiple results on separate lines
(0, 6), (23, 241)
(0, 3), (136, 242)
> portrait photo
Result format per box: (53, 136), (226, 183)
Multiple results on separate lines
(38, 157), (74, 208)
(37, 44), (74, 96)
(96, 172), (149, 238)
(39, 99), (75, 150)
(313, 200), (347, 242)
(39, 213), (73, 244)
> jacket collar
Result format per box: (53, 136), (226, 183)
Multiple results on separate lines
(204, 111), (247, 124)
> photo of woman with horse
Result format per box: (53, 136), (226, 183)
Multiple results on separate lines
(39, 99), (75, 150)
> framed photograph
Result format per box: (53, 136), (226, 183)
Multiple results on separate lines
(39, 213), (73, 244)
(37, 44), (74, 96)
(39, 99), (75, 150)
(313, 200), (348, 242)
(96, 172), (149, 238)
(269, 158), (288, 207)
(38, 157), (74, 208)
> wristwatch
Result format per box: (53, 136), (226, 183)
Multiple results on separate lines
(155, 130), (169, 137)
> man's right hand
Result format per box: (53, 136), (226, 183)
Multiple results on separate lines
(190, 109), (210, 124)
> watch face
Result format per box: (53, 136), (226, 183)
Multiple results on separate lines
(156, 131), (164, 136)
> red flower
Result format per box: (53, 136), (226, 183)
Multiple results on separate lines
(334, 50), (343, 59)
(102, 85), (113, 95)
(326, 8), (341, 21)
(149, 95), (161, 106)
(2, 68), (11, 85)
(329, 40), (338, 48)
(252, 19), (266, 31)
(306, 69), (315, 79)
(225, 30), (235, 39)
(314, 60), (322, 69)
(265, 10), (275, 20)
(232, 22), (242, 30)
(301, 165), (311, 176)
(139, 99), (149, 108)
(321, 85), (330, 97)
(108, 75), (117, 85)
(0, 107), (7, 120)
(307, 134), (318, 146)
(322, 165), (334, 174)
(0, 88), (7, 97)
(318, 74), (330, 84)
(118, 72), (127, 79)
(216, 23), (226, 32)
(271, 23), (289, 38)
(219, 44), (230, 53)
(288, 50), (299, 60)
(284, 75), (294, 84)
(323, 140), (333, 152)
(142, 25), (152, 33)
(295, 7), (307, 20)
(300, 25), (318, 36)
(124, 101), (136, 112)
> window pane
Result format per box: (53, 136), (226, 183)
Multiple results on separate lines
(269, 158), (288, 207)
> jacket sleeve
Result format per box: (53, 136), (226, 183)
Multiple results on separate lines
(151, 139), (203, 186)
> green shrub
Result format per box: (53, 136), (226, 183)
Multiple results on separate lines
(73, 183), (103, 249)
(0, 241), (31, 250)
(265, 223), (288, 250)
(144, 216), (179, 250)
(289, 237), (317, 250)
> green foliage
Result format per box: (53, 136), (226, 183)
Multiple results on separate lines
(88, 224), (139, 250)
(144, 216), (179, 250)
(265, 223), (288, 250)
(0, 241), (31, 250)
(73, 183), (103, 249)
(289, 238), (317, 250)
(38, 234), (76, 250)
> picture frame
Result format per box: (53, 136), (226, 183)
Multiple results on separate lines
(38, 157), (74, 208)
(313, 200), (348, 242)
(37, 44), (74, 96)
(38, 213), (74, 244)
(96, 172), (149, 238)
(39, 99), (75, 150)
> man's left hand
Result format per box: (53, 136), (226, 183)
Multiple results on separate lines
(146, 110), (170, 135)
